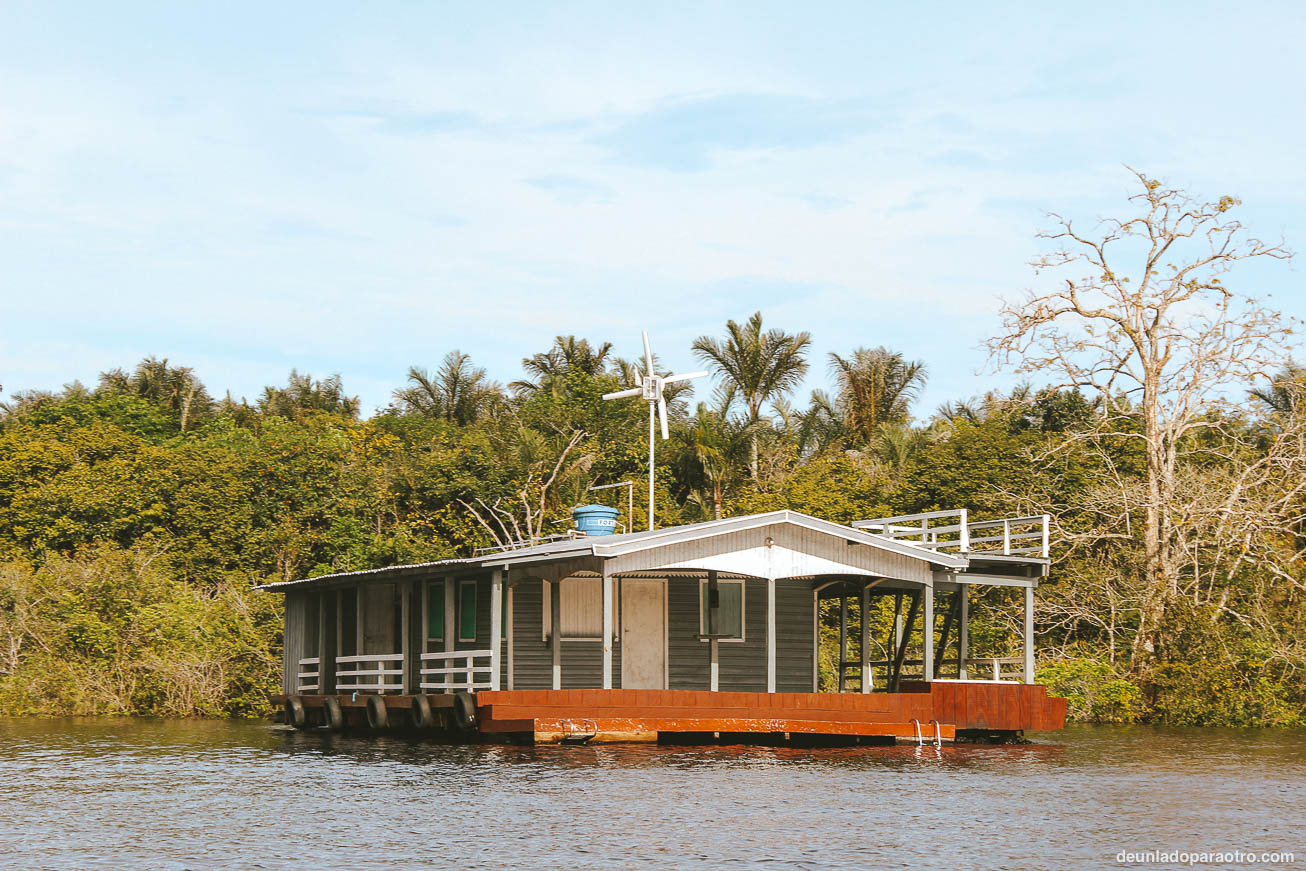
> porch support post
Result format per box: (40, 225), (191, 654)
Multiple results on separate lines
(505, 584), (514, 691)
(958, 584), (969, 679)
(766, 574), (777, 693)
(489, 569), (503, 691)
(601, 562), (614, 689)
(1023, 584), (1035, 684)
(401, 582), (413, 693)
(551, 579), (562, 690)
(860, 585), (872, 693)
(922, 584), (934, 682)
(707, 572), (719, 692)
(837, 594), (848, 693)
(321, 592), (336, 694)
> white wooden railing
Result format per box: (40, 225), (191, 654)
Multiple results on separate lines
(854, 510), (1050, 558)
(296, 657), (320, 692)
(861, 656), (1028, 686)
(967, 656), (1027, 682)
(335, 654), (404, 693)
(420, 649), (494, 692)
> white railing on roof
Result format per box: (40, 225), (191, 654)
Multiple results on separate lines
(420, 649), (494, 692)
(853, 510), (1050, 558)
(473, 531), (586, 556)
(335, 654), (404, 693)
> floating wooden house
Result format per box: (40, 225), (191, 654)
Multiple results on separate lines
(265, 508), (1066, 744)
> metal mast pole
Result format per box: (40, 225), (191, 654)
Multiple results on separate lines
(648, 400), (655, 530)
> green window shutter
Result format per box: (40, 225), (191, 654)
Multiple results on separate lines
(501, 585), (508, 639)
(459, 582), (477, 641)
(719, 582), (743, 639)
(430, 581), (445, 638)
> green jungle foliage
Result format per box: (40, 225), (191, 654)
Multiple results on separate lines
(1, 329), (1304, 724)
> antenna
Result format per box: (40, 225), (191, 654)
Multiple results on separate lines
(602, 331), (707, 531)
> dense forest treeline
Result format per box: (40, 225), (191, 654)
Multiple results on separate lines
(2, 172), (1303, 724)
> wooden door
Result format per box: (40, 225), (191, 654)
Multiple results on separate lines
(621, 579), (667, 689)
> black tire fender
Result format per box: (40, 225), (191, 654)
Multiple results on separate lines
(411, 693), (436, 730)
(366, 694), (390, 730)
(322, 695), (345, 730)
(452, 691), (477, 730)
(285, 695), (308, 729)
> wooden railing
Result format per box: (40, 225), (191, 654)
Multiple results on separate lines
(420, 649), (494, 692)
(963, 656), (1027, 682)
(852, 657), (1028, 688)
(296, 657), (320, 692)
(854, 510), (1050, 558)
(335, 654), (404, 693)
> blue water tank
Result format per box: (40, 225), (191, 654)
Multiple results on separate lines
(572, 504), (619, 536)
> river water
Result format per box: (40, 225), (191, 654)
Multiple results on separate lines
(0, 720), (1302, 871)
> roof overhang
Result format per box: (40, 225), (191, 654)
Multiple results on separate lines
(257, 509), (978, 592)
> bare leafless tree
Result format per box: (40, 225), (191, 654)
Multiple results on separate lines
(459, 428), (591, 548)
(988, 168), (1293, 664)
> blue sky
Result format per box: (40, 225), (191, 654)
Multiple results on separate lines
(2, 1), (1303, 418)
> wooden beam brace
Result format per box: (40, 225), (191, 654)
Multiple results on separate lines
(933, 590), (962, 680)
(889, 591), (920, 692)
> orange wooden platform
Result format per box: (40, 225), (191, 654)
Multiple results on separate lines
(475, 683), (1066, 743)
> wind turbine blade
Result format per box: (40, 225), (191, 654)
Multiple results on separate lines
(658, 395), (669, 440)
(602, 387), (643, 400)
(663, 370), (710, 384)
(642, 331), (654, 376)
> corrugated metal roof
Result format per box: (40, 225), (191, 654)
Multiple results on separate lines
(255, 509), (978, 591)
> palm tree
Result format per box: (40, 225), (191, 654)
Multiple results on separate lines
(793, 389), (845, 455)
(872, 423), (926, 482)
(1250, 364), (1306, 418)
(260, 370), (360, 420)
(97, 356), (212, 432)
(672, 386), (754, 520)
(692, 312), (811, 478)
(394, 350), (500, 425)
(827, 347), (927, 445)
(511, 336), (614, 397)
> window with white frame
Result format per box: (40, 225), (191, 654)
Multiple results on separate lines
(699, 579), (744, 641)
(542, 577), (605, 640)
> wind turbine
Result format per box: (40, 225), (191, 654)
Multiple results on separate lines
(602, 331), (707, 531)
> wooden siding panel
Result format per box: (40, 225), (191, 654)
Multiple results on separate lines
(776, 579), (814, 693)
(666, 577), (814, 692)
(282, 591), (305, 695)
(509, 578), (621, 690)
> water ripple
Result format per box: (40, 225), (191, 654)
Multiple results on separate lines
(0, 720), (1303, 870)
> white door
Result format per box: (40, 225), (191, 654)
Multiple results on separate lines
(621, 579), (666, 689)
